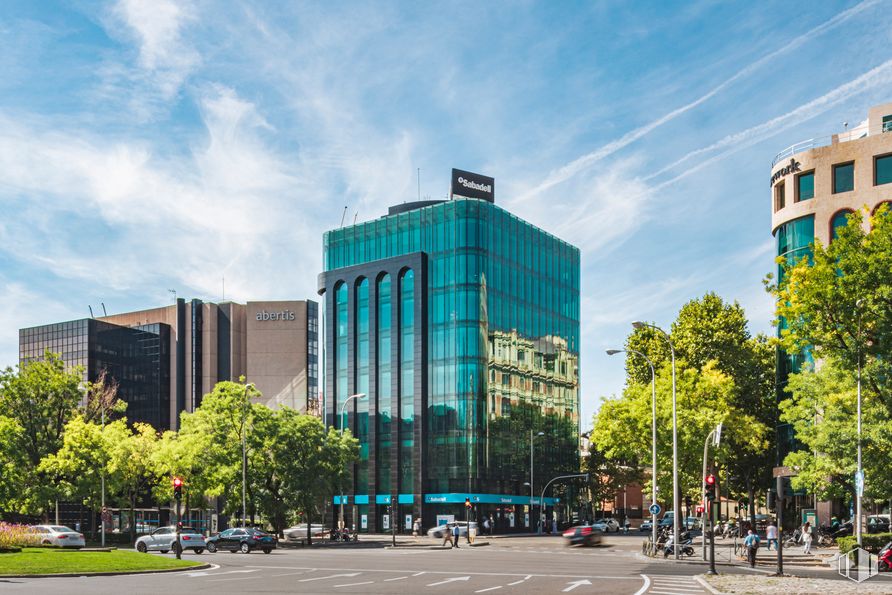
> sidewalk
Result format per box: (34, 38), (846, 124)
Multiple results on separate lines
(703, 573), (892, 594)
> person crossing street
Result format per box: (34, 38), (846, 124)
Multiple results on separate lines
(743, 529), (760, 568)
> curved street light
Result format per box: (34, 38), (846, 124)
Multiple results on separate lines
(632, 321), (679, 560)
(339, 393), (367, 530)
(607, 348), (657, 549)
(538, 473), (589, 534)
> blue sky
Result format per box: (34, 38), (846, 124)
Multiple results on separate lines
(2, 0), (891, 428)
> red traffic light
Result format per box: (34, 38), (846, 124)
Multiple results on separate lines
(696, 505), (704, 514)
(705, 474), (716, 486)
(173, 477), (183, 487)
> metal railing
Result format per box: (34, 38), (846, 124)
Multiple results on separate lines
(771, 139), (819, 168)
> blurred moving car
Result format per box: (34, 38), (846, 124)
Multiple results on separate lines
(868, 515), (891, 534)
(684, 517), (702, 531)
(283, 524), (326, 540)
(135, 526), (206, 554)
(426, 521), (477, 539)
(639, 520), (653, 532)
(29, 525), (85, 548)
(562, 524), (602, 547)
(592, 518), (620, 532)
(206, 527), (277, 554)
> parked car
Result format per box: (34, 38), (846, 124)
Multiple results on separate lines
(592, 518), (620, 532)
(427, 521), (478, 539)
(868, 515), (891, 534)
(29, 525), (85, 548)
(658, 512), (675, 528)
(206, 527), (277, 554)
(639, 520), (653, 532)
(562, 524), (602, 547)
(684, 517), (702, 530)
(135, 526), (206, 554)
(284, 524), (327, 540)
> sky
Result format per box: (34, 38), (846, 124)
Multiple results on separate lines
(2, 0), (892, 429)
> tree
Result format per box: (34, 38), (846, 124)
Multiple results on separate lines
(106, 422), (162, 543)
(769, 206), (892, 413)
(0, 352), (85, 515)
(0, 416), (24, 511)
(583, 444), (640, 515)
(780, 361), (892, 503)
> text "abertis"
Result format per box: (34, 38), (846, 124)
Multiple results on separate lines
(256, 310), (296, 321)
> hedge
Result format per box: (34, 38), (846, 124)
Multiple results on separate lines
(837, 533), (892, 554)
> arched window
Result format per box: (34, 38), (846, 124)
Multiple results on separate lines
(376, 274), (392, 496)
(334, 282), (348, 429)
(830, 209), (854, 241)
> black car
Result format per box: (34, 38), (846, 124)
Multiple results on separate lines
(206, 528), (277, 554)
(561, 524), (602, 547)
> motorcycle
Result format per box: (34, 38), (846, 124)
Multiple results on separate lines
(663, 530), (695, 558)
(879, 541), (892, 571)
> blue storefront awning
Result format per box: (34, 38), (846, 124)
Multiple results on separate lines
(333, 493), (556, 505)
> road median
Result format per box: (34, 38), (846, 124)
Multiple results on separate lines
(0, 547), (206, 578)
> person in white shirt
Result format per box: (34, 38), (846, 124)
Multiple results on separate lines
(765, 522), (778, 551)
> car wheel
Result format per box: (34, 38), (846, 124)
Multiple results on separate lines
(240, 542), (250, 554)
(42, 540), (52, 545)
(262, 548), (271, 554)
(206, 542), (217, 553)
(136, 542), (147, 553)
(194, 548), (204, 554)
(160, 550), (169, 554)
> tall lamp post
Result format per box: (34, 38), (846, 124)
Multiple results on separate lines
(855, 299), (864, 547)
(607, 348), (657, 549)
(530, 430), (545, 532)
(540, 473), (589, 534)
(241, 382), (255, 527)
(339, 393), (367, 530)
(632, 321), (679, 560)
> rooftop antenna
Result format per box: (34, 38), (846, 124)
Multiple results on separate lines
(339, 206), (348, 228)
(417, 167), (421, 201)
(222, 275), (225, 301)
(88, 305), (95, 318)
(844, 121), (849, 131)
(353, 212), (358, 225)
(168, 289), (177, 303)
(101, 303), (108, 317)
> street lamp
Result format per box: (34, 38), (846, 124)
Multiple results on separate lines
(607, 348), (657, 549)
(241, 382), (255, 528)
(339, 393), (367, 530)
(530, 430), (545, 532)
(632, 321), (679, 560)
(540, 473), (589, 534)
(855, 299), (864, 547)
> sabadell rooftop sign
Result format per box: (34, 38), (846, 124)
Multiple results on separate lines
(451, 168), (495, 202)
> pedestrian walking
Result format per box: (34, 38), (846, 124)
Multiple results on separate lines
(452, 523), (461, 549)
(552, 518), (558, 534)
(489, 515), (494, 535)
(442, 524), (453, 548)
(412, 518), (420, 539)
(483, 516), (490, 536)
(800, 521), (813, 555)
(743, 529), (760, 568)
(765, 521), (778, 551)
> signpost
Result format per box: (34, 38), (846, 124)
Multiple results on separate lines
(649, 504), (661, 516)
(772, 466), (797, 577)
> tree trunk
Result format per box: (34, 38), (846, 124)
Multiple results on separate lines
(130, 494), (136, 545)
(747, 476), (756, 533)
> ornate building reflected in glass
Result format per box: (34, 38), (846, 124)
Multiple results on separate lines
(320, 196), (580, 532)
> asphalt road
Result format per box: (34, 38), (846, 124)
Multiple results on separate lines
(1, 533), (882, 594)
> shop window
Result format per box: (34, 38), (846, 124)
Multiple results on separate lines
(796, 172), (814, 202)
(833, 162), (854, 194)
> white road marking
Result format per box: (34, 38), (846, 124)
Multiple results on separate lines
(634, 574), (651, 595)
(650, 590), (702, 595)
(413, 571), (426, 576)
(384, 576), (409, 581)
(190, 569), (257, 578)
(334, 581), (374, 588)
(299, 572), (361, 582)
(563, 579), (592, 592)
(475, 587), (503, 593)
(427, 576), (470, 586)
(507, 575), (532, 586)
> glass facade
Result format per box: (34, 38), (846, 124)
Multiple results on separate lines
(321, 198), (580, 531)
(774, 215), (814, 464)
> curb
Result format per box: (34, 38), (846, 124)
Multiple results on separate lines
(0, 562), (210, 579)
(695, 575), (725, 595)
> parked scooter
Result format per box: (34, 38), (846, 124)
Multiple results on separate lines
(663, 530), (695, 557)
(878, 541), (892, 571)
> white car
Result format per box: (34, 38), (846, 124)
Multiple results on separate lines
(135, 526), (206, 554)
(29, 525), (85, 548)
(427, 521), (478, 539)
(592, 518), (620, 532)
(284, 524), (326, 540)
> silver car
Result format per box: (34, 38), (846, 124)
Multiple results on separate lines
(135, 526), (206, 554)
(427, 521), (478, 539)
(284, 524), (326, 540)
(29, 525), (85, 548)
(592, 518), (620, 532)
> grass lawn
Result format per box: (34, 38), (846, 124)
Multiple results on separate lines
(0, 548), (202, 575)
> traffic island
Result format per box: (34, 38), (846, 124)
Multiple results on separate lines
(702, 573), (892, 594)
(0, 547), (205, 577)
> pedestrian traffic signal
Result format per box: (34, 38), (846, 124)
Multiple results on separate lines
(704, 474), (716, 501)
(173, 477), (183, 500)
(465, 498), (471, 509)
(696, 505), (704, 514)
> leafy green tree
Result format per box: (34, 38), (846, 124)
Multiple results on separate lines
(769, 206), (892, 413)
(0, 416), (25, 511)
(583, 444), (640, 514)
(0, 352), (85, 515)
(106, 422), (163, 543)
(780, 361), (892, 503)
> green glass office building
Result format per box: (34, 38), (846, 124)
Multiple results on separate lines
(319, 194), (580, 533)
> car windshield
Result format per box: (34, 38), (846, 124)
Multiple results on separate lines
(50, 526), (72, 532)
(180, 527), (198, 533)
(246, 529), (267, 535)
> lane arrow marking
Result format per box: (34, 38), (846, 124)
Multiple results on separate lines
(563, 579), (592, 592)
(299, 572), (361, 582)
(427, 576), (471, 587)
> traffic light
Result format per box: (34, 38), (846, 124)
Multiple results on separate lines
(704, 473), (716, 501)
(696, 505), (704, 515)
(465, 498), (471, 509)
(173, 477), (183, 500)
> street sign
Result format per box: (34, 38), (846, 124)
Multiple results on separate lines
(713, 422), (723, 447)
(649, 504), (661, 516)
(773, 466), (796, 478)
(855, 470), (865, 497)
